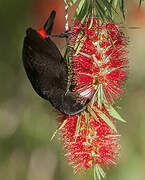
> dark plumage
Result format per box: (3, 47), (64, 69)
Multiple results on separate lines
(22, 11), (92, 115)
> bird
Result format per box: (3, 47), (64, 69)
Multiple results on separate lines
(22, 10), (93, 116)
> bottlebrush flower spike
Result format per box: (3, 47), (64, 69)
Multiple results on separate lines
(59, 103), (120, 175)
(70, 19), (128, 105)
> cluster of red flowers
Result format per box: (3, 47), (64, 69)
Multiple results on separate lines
(71, 18), (128, 105)
(58, 18), (127, 176)
(59, 103), (120, 173)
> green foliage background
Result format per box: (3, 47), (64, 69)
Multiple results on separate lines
(0, 0), (145, 179)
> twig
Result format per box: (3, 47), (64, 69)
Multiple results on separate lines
(65, 0), (69, 45)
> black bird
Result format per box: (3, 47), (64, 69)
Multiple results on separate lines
(22, 10), (93, 116)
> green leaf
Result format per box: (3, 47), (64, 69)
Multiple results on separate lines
(95, 0), (105, 21)
(64, 0), (68, 5)
(79, 52), (91, 58)
(75, 42), (84, 55)
(89, 107), (99, 122)
(94, 166), (97, 180)
(92, 54), (99, 65)
(68, 0), (78, 7)
(74, 0), (90, 22)
(106, 105), (126, 122)
(101, 0), (112, 17)
(98, 84), (106, 108)
(112, 0), (119, 9)
(121, 26), (140, 29)
(110, 0), (123, 19)
(119, 0), (125, 19)
(94, 164), (106, 180)
(84, 111), (89, 130)
(75, 115), (82, 138)
(75, 36), (87, 55)
(96, 0), (122, 21)
(81, 12), (88, 23)
(91, 88), (98, 106)
(110, 36), (115, 48)
(92, 106), (117, 132)
(88, 15), (94, 29)
(96, 41), (101, 53)
(90, 84), (106, 108)
(93, 41), (101, 53)
(94, 165), (101, 180)
(139, 0), (144, 7)
(85, 0), (93, 19)
(96, 164), (106, 178)
(76, 0), (86, 15)
(97, 85), (103, 108)
(106, 134), (121, 138)
(50, 120), (67, 141)
(79, 72), (93, 76)
(74, 33), (83, 50)
(96, 0), (112, 21)
(109, 0), (114, 5)
(102, 49), (112, 62)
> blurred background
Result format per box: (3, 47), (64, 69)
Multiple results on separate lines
(0, 0), (145, 180)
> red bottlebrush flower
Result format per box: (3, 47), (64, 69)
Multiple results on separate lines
(70, 19), (128, 105)
(59, 103), (120, 174)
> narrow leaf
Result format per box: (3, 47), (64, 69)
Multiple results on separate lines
(75, 43), (84, 55)
(81, 12), (88, 23)
(139, 0), (144, 7)
(119, 0), (125, 19)
(74, 33), (83, 50)
(75, 115), (82, 138)
(92, 106), (117, 132)
(101, 0), (112, 17)
(94, 166), (97, 180)
(110, 36), (115, 48)
(95, 165), (101, 180)
(74, 0), (90, 22)
(68, 0), (78, 7)
(98, 85), (103, 108)
(95, 0), (106, 21)
(91, 88), (98, 106)
(79, 52), (91, 58)
(51, 120), (67, 141)
(112, 0), (119, 9)
(89, 107), (99, 122)
(107, 105), (126, 122)
(75, 36), (87, 55)
(97, 164), (106, 178)
(76, 0), (86, 15)
(98, 84), (106, 108)
(121, 26), (140, 29)
(88, 15), (94, 29)
(92, 54), (99, 65)
(93, 41), (101, 53)
(64, 0), (68, 5)
(84, 111), (89, 130)
(79, 72), (93, 76)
